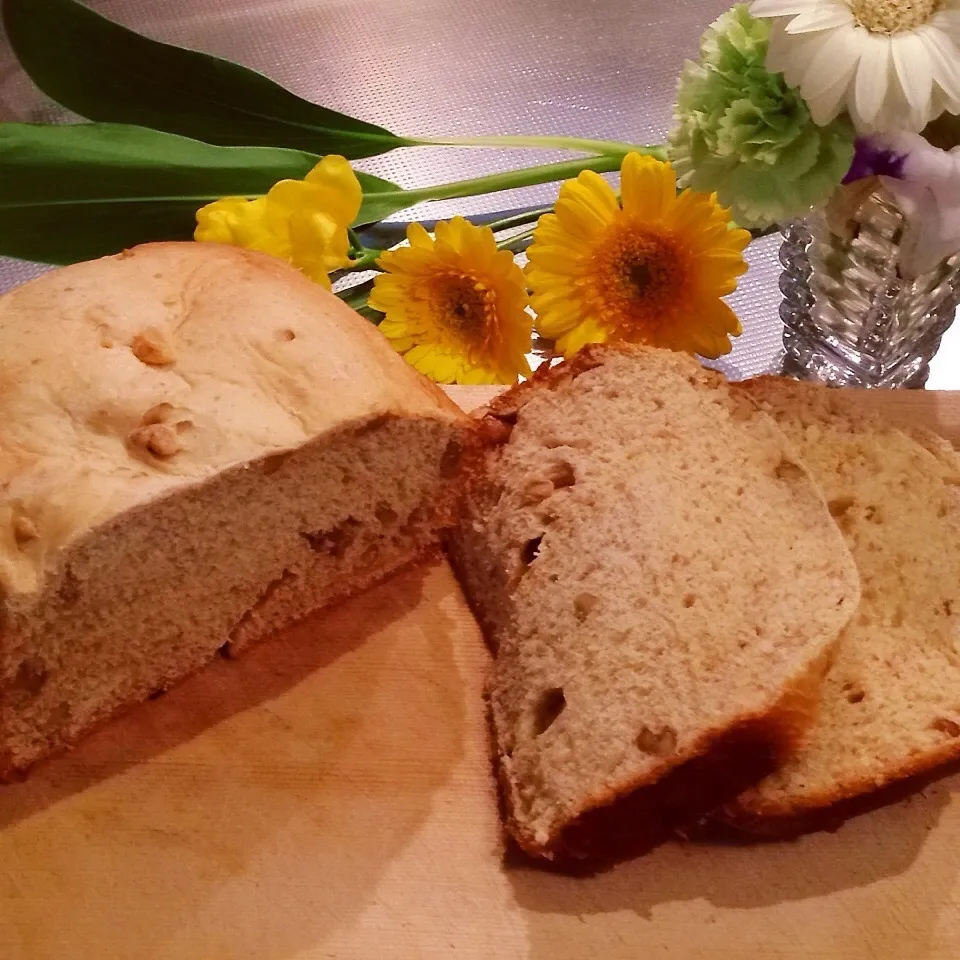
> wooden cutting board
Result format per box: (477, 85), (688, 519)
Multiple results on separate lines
(1, 386), (958, 960)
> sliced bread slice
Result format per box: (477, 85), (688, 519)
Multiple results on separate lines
(448, 345), (860, 858)
(724, 377), (960, 830)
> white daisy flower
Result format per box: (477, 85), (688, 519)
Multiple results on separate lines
(751, 0), (960, 132)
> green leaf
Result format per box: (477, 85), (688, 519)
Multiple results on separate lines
(0, 123), (399, 264)
(2, 0), (414, 158)
(356, 183), (420, 226)
(354, 153), (628, 226)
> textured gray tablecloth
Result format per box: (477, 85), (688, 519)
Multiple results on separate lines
(1, 0), (958, 386)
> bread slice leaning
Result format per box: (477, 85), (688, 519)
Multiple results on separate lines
(0, 242), (469, 778)
(448, 344), (860, 859)
(723, 377), (960, 831)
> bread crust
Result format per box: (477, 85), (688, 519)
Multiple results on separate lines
(720, 737), (960, 834)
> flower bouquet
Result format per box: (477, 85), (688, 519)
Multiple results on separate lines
(2, 0), (960, 386)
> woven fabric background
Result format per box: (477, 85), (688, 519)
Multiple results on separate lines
(1, 0), (957, 385)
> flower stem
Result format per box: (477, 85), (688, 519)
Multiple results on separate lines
(418, 134), (655, 158)
(346, 228), (384, 270)
(402, 151), (656, 208)
(350, 250), (383, 270)
(485, 205), (554, 234)
(496, 226), (537, 253)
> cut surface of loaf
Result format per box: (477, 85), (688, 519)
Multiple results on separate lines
(448, 344), (860, 858)
(0, 242), (468, 778)
(725, 377), (960, 828)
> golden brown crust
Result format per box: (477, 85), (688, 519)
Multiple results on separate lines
(721, 736), (960, 833)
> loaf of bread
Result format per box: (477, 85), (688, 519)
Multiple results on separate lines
(724, 377), (960, 829)
(0, 242), (469, 778)
(448, 344), (860, 858)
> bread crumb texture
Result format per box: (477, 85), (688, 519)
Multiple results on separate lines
(728, 378), (960, 823)
(450, 344), (860, 855)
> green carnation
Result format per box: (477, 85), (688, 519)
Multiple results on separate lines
(667, 4), (855, 228)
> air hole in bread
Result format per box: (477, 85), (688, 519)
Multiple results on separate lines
(45, 702), (71, 732)
(532, 687), (566, 736)
(932, 717), (960, 738)
(774, 458), (806, 483)
(523, 461), (577, 506)
(522, 480), (556, 506)
(439, 439), (462, 479)
(636, 724), (677, 757)
(573, 592), (599, 621)
(12, 514), (38, 547)
(147, 688), (166, 701)
(277, 329), (296, 341)
(12, 657), (48, 696)
(828, 496), (854, 518)
(491, 408), (519, 427)
(547, 460), (576, 489)
(403, 506), (427, 533)
(943, 599), (954, 617)
(302, 518), (361, 558)
(846, 689), (866, 704)
(375, 503), (399, 525)
(58, 568), (81, 605)
(261, 451), (293, 476)
(864, 504), (882, 523)
(683, 593), (696, 608)
(521, 535), (544, 567)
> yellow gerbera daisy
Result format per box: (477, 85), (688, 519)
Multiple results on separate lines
(369, 217), (532, 385)
(526, 153), (751, 359)
(195, 155), (361, 289)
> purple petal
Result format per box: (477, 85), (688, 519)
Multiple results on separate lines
(843, 136), (908, 183)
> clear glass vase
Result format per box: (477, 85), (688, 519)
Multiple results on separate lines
(778, 184), (960, 388)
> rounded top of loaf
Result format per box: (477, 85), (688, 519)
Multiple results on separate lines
(0, 242), (464, 597)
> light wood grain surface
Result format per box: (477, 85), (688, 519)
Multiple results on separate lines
(0, 386), (958, 960)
